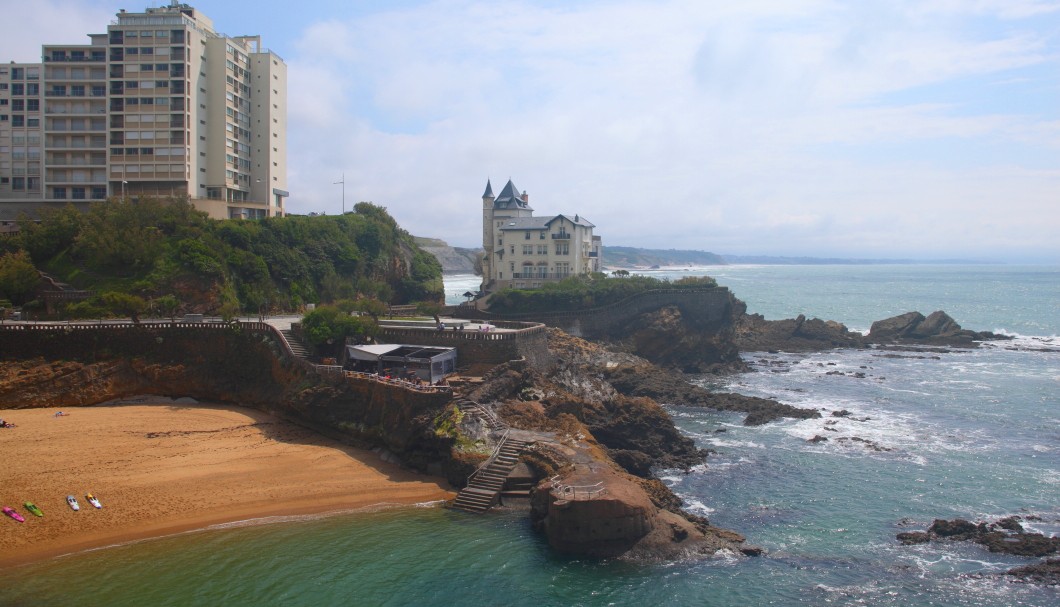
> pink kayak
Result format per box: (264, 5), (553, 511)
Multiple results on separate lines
(2, 506), (25, 523)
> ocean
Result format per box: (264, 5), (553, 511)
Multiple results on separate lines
(2, 265), (1057, 606)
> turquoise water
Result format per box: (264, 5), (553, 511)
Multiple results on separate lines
(3, 265), (1057, 606)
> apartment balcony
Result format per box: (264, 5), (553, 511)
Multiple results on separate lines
(551, 233), (571, 240)
(44, 55), (106, 63)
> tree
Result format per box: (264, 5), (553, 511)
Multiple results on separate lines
(612, 269), (630, 277)
(353, 297), (388, 322)
(415, 301), (443, 324)
(155, 294), (181, 320)
(100, 291), (146, 324)
(0, 250), (40, 306)
(301, 304), (377, 346)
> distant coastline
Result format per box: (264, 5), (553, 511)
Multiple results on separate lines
(418, 237), (998, 274)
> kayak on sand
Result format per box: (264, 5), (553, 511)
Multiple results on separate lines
(23, 502), (44, 517)
(2, 506), (26, 523)
(66, 495), (80, 511)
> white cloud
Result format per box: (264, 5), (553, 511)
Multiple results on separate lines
(0, 1), (116, 61)
(3, 0), (1055, 261)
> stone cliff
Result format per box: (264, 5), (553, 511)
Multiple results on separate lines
(463, 329), (768, 560)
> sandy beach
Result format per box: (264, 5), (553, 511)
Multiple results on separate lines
(0, 401), (454, 568)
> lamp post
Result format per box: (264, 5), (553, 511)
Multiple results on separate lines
(334, 173), (345, 214)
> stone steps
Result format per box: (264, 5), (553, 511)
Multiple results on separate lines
(450, 397), (536, 514)
(280, 329), (312, 359)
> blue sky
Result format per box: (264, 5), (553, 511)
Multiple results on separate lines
(2, 0), (1058, 262)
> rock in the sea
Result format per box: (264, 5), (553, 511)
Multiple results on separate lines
(1006, 558), (1060, 586)
(898, 517), (1060, 557)
(928, 518), (983, 537)
(896, 531), (931, 545)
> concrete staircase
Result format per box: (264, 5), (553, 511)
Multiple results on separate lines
(451, 435), (533, 513)
(279, 328), (312, 360)
(456, 397), (505, 432)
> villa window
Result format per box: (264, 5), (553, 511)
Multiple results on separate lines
(525, 231), (531, 239)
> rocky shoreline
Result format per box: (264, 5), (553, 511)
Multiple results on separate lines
(0, 303), (1020, 564)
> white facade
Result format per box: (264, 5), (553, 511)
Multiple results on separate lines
(480, 178), (601, 293)
(0, 2), (288, 221)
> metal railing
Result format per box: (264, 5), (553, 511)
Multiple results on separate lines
(466, 428), (511, 487)
(549, 476), (607, 500)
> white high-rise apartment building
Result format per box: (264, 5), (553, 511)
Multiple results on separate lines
(0, 2), (287, 222)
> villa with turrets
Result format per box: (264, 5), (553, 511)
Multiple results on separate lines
(480, 179), (602, 294)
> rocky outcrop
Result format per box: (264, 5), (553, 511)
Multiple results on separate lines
(525, 435), (757, 561)
(602, 362), (820, 426)
(896, 517), (1060, 557)
(1006, 559), (1060, 586)
(604, 303), (743, 373)
(736, 312), (864, 353)
(736, 309), (1009, 353)
(867, 311), (1007, 346)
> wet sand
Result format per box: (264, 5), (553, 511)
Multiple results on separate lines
(0, 402), (454, 568)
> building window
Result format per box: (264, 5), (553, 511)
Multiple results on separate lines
(53, 187), (66, 199)
(522, 245), (533, 255)
(555, 243), (569, 255)
(91, 187), (106, 199)
(72, 187), (86, 200)
(525, 231), (531, 239)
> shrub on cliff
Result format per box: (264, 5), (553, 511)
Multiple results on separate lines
(9, 198), (443, 317)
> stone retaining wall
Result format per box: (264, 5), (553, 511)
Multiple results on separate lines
(463, 288), (735, 338)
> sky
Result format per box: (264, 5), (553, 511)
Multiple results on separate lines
(2, 1), (1058, 262)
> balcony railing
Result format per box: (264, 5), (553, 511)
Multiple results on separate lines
(511, 272), (574, 280)
(551, 233), (570, 240)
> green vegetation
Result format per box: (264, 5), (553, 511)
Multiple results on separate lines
(6, 198), (443, 318)
(486, 273), (718, 314)
(300, 302), (379, 346)
(0, 250), (40, 306)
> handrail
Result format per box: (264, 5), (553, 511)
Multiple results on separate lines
(466, 428), (511, 487)
(340, 369), (452, 394)
(549, 476), (607, 500)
